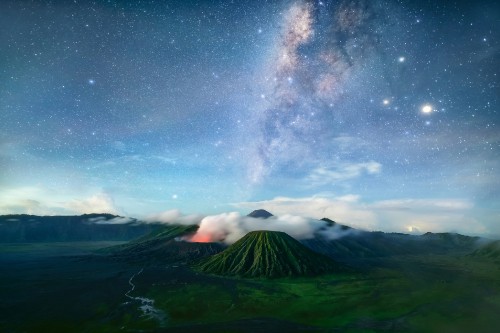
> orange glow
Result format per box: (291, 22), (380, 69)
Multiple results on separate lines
(189, 233), (213, 243)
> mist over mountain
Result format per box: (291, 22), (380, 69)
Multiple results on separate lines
(0, 214), (160, 243)
(0, 211), (485, 260)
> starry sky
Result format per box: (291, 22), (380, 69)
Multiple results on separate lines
(1, 0), (499, 236)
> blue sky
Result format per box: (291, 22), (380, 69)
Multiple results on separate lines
(1, 0), (499, 237)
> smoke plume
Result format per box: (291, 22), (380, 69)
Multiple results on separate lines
(185, 212), (355, 244)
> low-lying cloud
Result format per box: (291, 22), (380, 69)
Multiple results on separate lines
(140, 209), (355, 244)
(187, 212), (354, 244)
(235, 195), (486, 236)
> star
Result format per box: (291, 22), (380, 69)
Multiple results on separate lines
(421, 104), (433, 114)
(0, 0), (497, 238)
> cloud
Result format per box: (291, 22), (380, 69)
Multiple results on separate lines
(235, 195), (485, 235)
(371, 199), (473, 212)
(64, 193), (120, 215)
(188, 212), (353, 244)
(88, 216), (135, 224)
(0, 187), (121, 216)
(0, 187), (62, 215)
(307, 161), (382, 185)
(143, 209), (202, 225)
(236, 196), (377, 230)
(0, 199), (45, 215)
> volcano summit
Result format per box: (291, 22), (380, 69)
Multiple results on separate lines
(195, 230), (342, 278)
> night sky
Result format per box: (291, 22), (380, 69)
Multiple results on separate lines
(1, 0), (499, 236)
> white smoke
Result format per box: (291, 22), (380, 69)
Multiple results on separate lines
(187, 212), (355, 244)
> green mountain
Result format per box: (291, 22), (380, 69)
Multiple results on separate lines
(470, 240), (500, 260)
(104, 224), (224, 263)
(302, 220), (481, 263)
(195, 230), (342, 278)
(0, 214), (160, 242)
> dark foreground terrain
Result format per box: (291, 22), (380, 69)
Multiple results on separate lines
(1, 240), (500, 333)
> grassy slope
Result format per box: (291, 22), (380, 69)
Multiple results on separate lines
(196, 230), (342, 278)
(100, 224), (198, 252)
(302, 231), (480, 261)
(101, 224), (224, 263)
(1, 243), (500, 332)
(471, 240), (500, 260)
(154, 254), (500, 332)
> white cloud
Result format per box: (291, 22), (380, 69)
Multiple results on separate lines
(89, 216), (135, 224)
(64, 193), (120, 215)
(371, 199), (473, 211)
(307, 161), (382, 185)
(0, 187), (120, 216)
(188, 212), (353, 244)
(236, 196), (377, 230)
(143, 209), (202, 225)
(235, 195), (484, 235)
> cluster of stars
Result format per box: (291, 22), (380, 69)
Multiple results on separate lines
(0, 0), (497, 233)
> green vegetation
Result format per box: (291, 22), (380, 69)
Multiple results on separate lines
(101, 224), (198, 253)
(195, 230), (343, 278)
(153, 254), (500, 332)
(0, 214), (160, 242)
(1, 222), (499, 332)
(1, 242), (500, 332)
(102, 224), (224, 263)
(470, 240), (500, 260)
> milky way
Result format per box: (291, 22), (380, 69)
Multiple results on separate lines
(0, 0), (499, 237)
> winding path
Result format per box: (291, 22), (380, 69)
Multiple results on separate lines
(125, 268), (167, 326)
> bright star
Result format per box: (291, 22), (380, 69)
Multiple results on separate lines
(383, 99), (390, 105)
(422, 104), (433, 113)
(398, 56), (405, 63)
(88, 79), (95, 85)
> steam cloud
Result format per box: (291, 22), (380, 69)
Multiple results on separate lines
(186, 212), (356, 244)
(87, 208), (355, 243)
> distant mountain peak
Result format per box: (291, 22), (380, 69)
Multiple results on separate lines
(321, 218), (352, 230)
(321, 218), (336, 226)
(247, 209), (273, 219)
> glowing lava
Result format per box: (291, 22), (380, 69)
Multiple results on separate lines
(189, 233), (214, 243)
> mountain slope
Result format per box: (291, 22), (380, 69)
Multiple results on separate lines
(105, 224), (224, 263)
(301, 218), (481, 262)
(470, 240), (500, 260)
(195, 230), (341, 278)
(0, 214), (159, 242)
